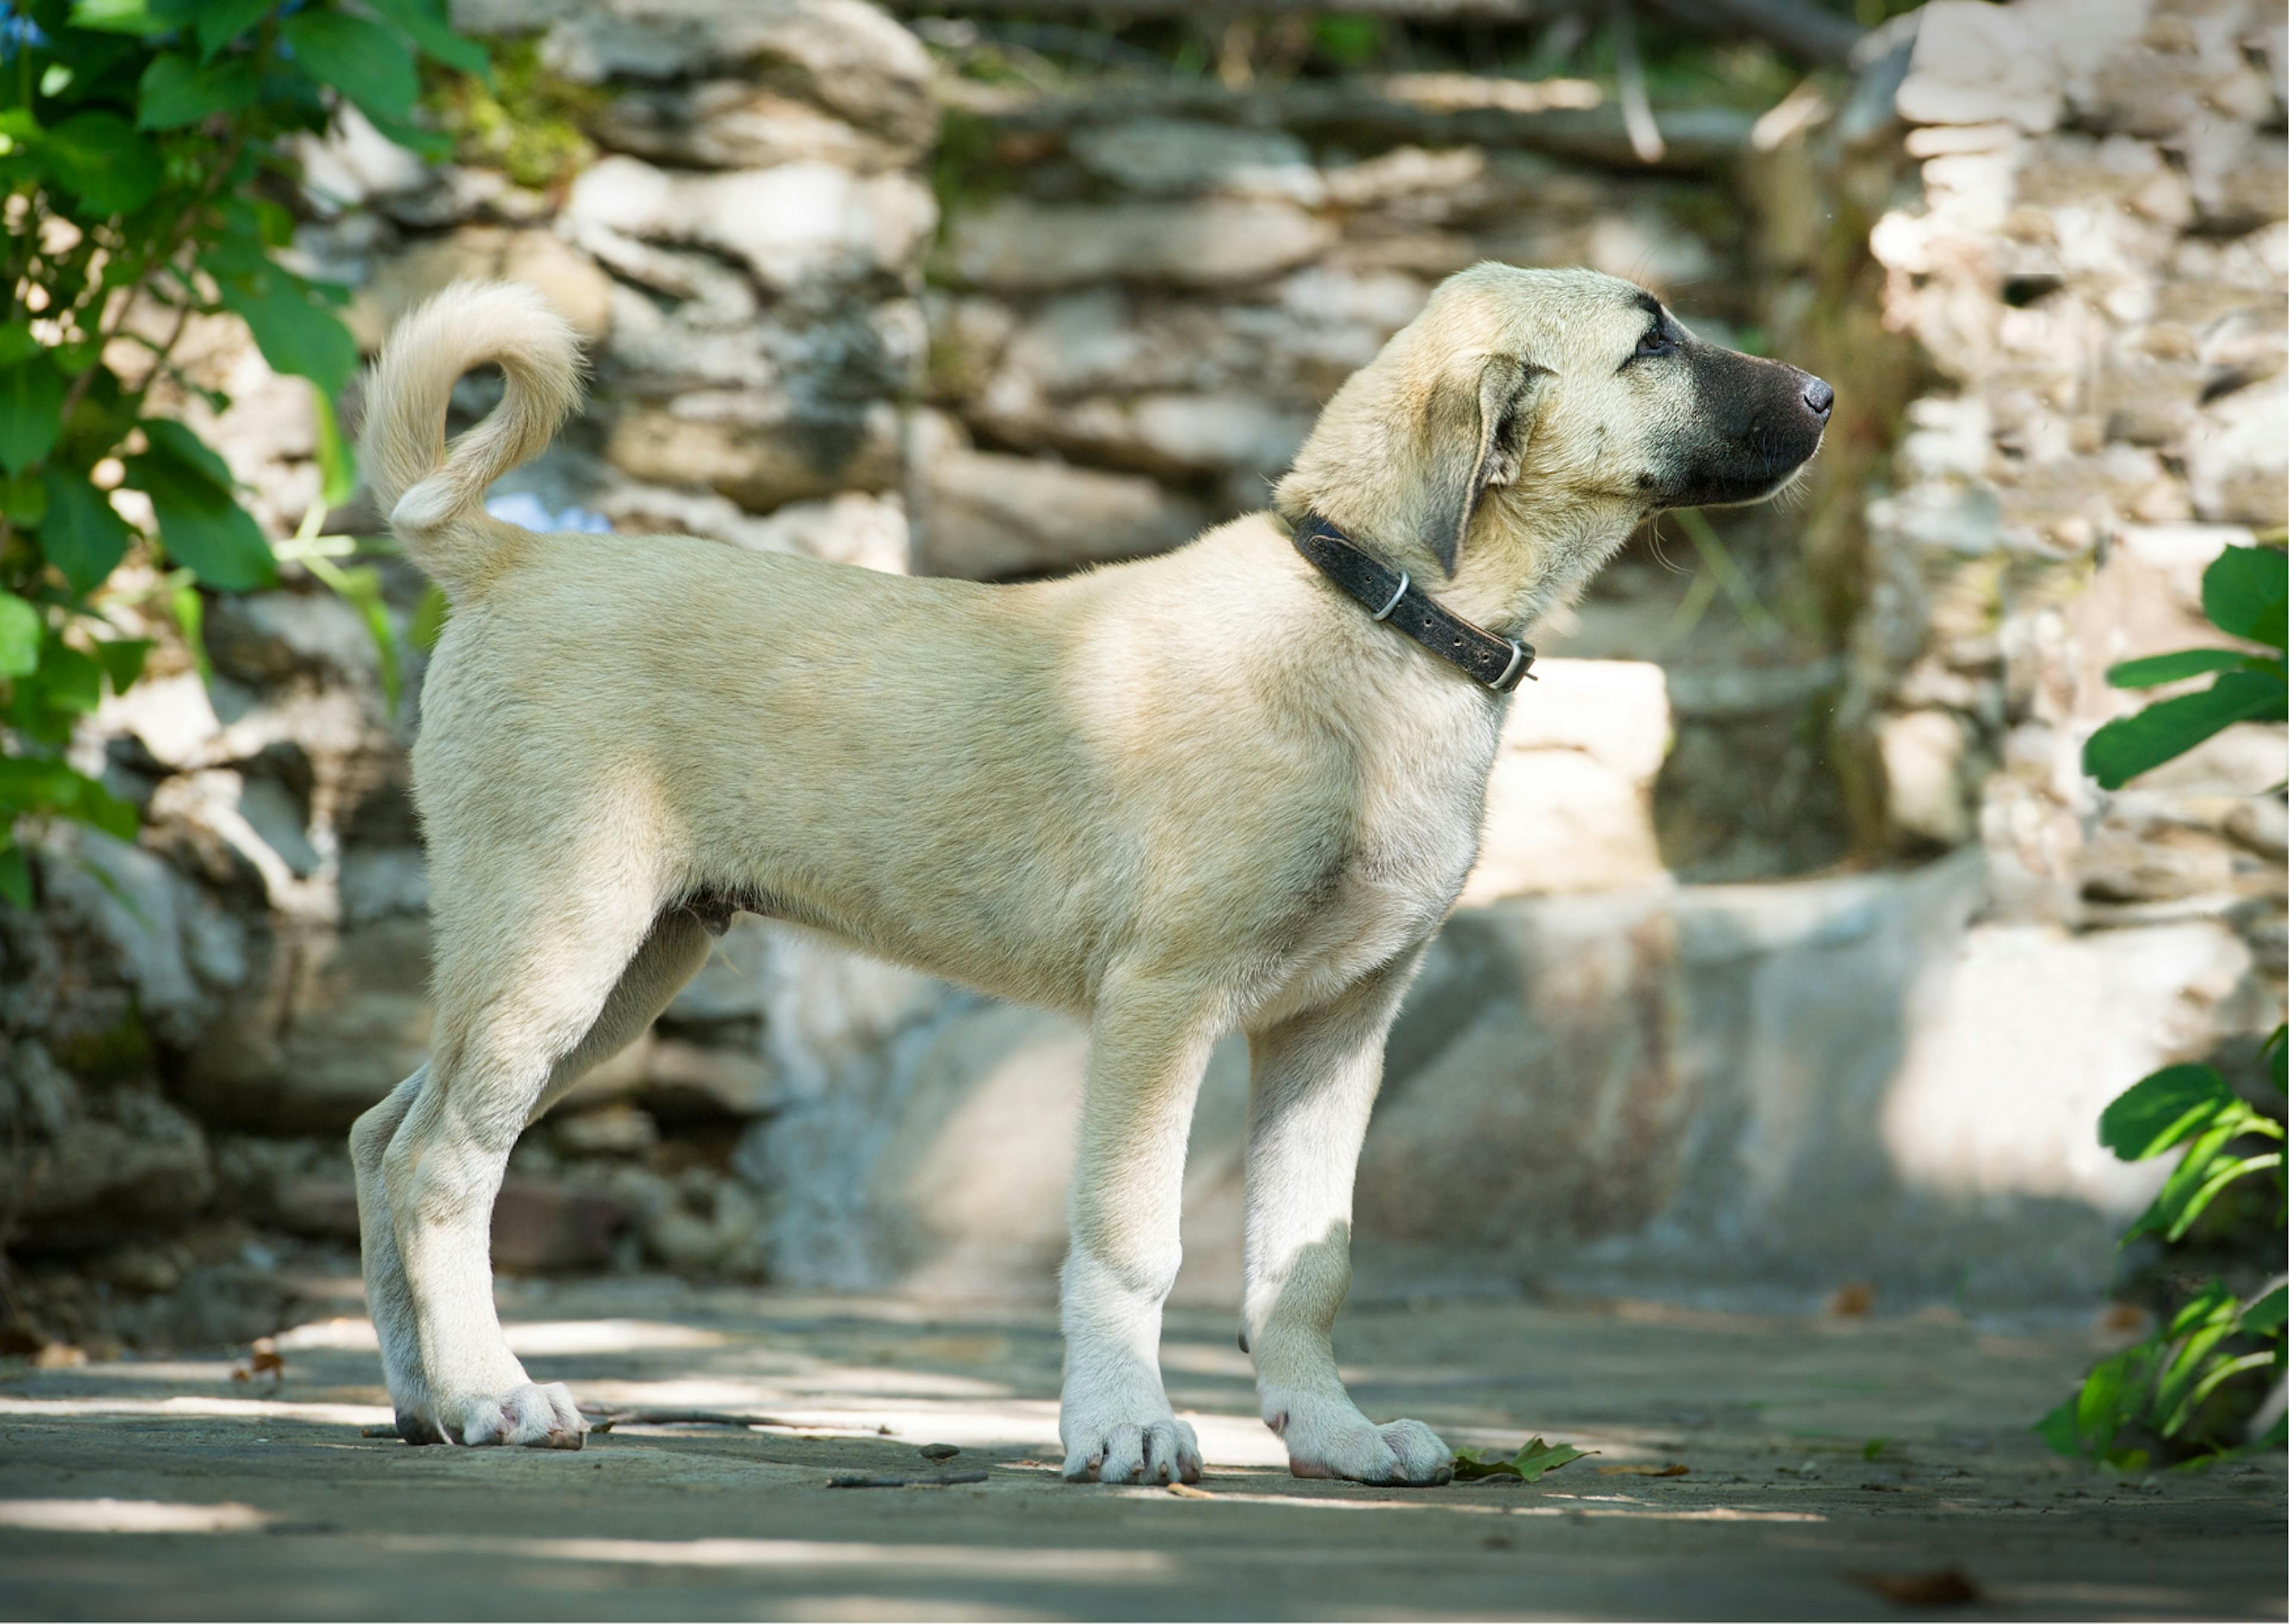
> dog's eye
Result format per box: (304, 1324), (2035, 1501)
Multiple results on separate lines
(1635, 327), (1673, 359)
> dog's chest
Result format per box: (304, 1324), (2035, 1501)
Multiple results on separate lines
(1274, 698), (1500, 999)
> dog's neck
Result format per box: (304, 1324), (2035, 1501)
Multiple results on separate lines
(1279, 491), (1638, 643)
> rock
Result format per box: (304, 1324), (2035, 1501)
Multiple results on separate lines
(1005, 392), (1311, 482)
(597, 82), (924, 172)
(640, 1039), (776, 1119)
(534, 0), (936, 150)
(552, 1105), (660, 1157)
(1069, 120), (1325, 206)
(942, 198), (1337, 292)
(185, 918), (434, 1133)
(2183, 377), (2288, 527)
(17, 1090), (213, 1236)
(604, 399), (901, 512)
(492, 1179), (626, 1273)
(339, 847), (431, 925)
(36, 831), (225, 1050)
(917, 441), (1207, 580)
(271, 1178), (362, 1240)
(0, 1040), (79, 1140)
(348, 226), (614, 349)
(92, 670), (223, 773)
(206, 590), (382, 690)
(1880, 709), (1975, 847)
(1894, 1), (2070, 133)
(1463, 660), (1673, 904)
(565, 156), (935, 292)
(292, 106), (429, 215)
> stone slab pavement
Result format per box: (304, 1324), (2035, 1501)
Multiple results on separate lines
(0, 1275), (2282, 1621)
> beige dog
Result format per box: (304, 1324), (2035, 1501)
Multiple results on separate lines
(351, 264), (1830, 1483)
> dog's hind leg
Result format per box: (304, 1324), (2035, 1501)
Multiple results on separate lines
(377, 873), (683, 1449)
(351, 1067), (440, 1442)
(1242, 952), (1451, 1486)
(1059, 972), (1221, 1485)
(352, 909), (712, 1443)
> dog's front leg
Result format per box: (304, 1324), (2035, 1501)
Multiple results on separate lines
(1059, 977), (1219, 1484)
(1243, 955), (1452, 1485)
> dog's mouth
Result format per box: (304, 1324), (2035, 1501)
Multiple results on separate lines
(1651, 346), (1833, 510)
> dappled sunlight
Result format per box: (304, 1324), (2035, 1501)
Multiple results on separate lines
(273, 1316), (731, 1356)
(0, 1395), (391, 1427)
(369, 1534), (1174, 1581)
(1107, 1485), (1825, 1524)
(0, 1500), (270, 1534)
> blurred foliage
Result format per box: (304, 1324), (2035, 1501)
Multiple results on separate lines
(423, 34), (599, 193)
(2040, 1032), (2286, 1469)
(2083, 540), (2287, 791)
(0, 0), (485, 909)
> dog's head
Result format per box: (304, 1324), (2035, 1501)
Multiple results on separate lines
(1278, 263), (1832, 582)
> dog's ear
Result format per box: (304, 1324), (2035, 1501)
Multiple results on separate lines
(1419, 355), (1548, 576)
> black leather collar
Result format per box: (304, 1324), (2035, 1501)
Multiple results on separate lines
(1291, 513), (1536, 694)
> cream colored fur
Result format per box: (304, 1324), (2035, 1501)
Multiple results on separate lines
(349, 268), (1823, 1480)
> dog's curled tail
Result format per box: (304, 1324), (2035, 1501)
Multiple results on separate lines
(360, 280), (584, 600)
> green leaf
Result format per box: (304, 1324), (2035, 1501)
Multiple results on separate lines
(138, 417), (237, 491)
(0, 324), (39, 368)
(122, 424), (274, 590)
(194, 0), (274, 59)
(2100, 1065), (2237, 1161)
(2203, 544), (2288, 650)
(2107, 648), (2265, 688)
(217, 276), (358, 395)
(409, 581), (449, 652)
(1, 472), (49, 527)
(93, 638), (150, 695)
(366, 0), (491, 76)
(355, 110), (454, 163)
(281, 11), (419, 123)
(0, 592), (41, 680)
(0, 841), (29, 910)
(67, 0), (171, 36)
(41, 112), (163, 216)
(137, 51), (260, 130)
(2034, 1396), (2081, 1458)
(2240, 1285), (2286, 1335)
(311, 385), (356, 509)
(35, 467), (134, 593)
(37, 643), (103, 714)
(0, 357), (64, 476)
(1451, 1437), (1592, 1483)
(2083, 671), (2286, 789)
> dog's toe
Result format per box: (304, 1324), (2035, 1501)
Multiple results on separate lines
(451, 1383), (588, 1449)
(1061, 1414), (1200, 1484)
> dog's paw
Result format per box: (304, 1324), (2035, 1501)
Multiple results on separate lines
(1060, 1411), (1202, 1484)
(1271, 1393), (1451, 1486)
(394, 1408), (448, 1446)
(444, 1382), (587, 1449)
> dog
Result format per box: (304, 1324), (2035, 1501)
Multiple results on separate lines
(350, 263), (1831, 1483)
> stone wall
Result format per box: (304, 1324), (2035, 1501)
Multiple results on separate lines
(2, 0), (2283, 1353)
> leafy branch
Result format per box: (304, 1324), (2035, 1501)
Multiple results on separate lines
(0, 0), (488, 909)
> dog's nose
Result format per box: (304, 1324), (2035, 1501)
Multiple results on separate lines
(1801, 376), (1835, 419)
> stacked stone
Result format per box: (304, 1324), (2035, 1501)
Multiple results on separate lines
(0, 0), (945, 1350)
(1862, 0), (2286, 1001)
(916, 92), (1738, 579)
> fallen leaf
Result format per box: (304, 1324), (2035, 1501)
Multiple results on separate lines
(1166, 1483), (1214, 1499)
(31, 1342), (87, 1370)
(1828, 1282), (1876, 1317)
(1849, 1569), (1982, 1607)
(1598, 1462), (1688, 1477)
(1452, 1437), (1593, 1483)
(918, 1443), (961, 1461)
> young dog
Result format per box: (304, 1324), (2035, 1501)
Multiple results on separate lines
(352, 264), (1831, 1483)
